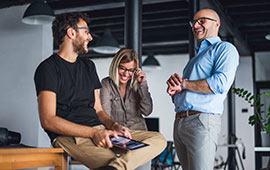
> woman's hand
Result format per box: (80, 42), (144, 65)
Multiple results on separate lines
(112, 123), (132, 139)
(136, 68), (146, 83)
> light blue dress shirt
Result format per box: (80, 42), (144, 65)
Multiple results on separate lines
(173, 36), (239, 115)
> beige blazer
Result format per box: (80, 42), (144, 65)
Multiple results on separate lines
(100, 77), (153, 130)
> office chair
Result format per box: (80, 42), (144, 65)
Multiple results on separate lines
(151, 141), (181, 170)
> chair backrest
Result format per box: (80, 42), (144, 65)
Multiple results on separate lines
(151, 141), (181, 170)
(159, 141), (174, 165)
(145, 117), (159, 132)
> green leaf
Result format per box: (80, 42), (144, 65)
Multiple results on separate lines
(245, 93), (251, 101)
(257, 104), (265, 108)
(253, 96), (260, 105)
(248, 115), (256, 126)
(233, 87), (270, 133)
(266, 124), (270, 134)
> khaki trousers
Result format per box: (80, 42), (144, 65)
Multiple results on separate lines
(53, 125), (166, 170)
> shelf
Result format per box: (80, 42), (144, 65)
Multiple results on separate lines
(255, 147), (270, 152)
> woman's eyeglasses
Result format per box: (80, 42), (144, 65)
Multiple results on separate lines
(119, 65), (137, 74)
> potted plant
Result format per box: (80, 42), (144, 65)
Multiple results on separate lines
(233, 88), (270, 146)
(214, 155), (226, 170)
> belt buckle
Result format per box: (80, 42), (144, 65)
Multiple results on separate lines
(185, 110), (189, 117)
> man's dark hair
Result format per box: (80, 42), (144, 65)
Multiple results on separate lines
(52, 12), (90, 46)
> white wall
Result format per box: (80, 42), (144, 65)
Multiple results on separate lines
(235, 57), (254, 169)
(38, 25), (54, 148)
(0, 5), (50, 146)
(0, 5), (53, 170)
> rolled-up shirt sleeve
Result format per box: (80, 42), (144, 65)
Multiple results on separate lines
(206, 42), (239, 94)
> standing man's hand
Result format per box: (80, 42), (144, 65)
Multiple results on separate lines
(136, 68), (146, 83)
(166, 73), (186, 96)
(92, 129), (118, 148)
(167, 84), (180, 96)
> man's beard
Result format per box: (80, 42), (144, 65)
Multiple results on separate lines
(73, 35), (88, 55)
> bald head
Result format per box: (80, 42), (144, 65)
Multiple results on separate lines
(192, 9), (221, 42)
(194, 9), (220, 23)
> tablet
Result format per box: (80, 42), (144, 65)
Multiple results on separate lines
(110, 136), (149, 150)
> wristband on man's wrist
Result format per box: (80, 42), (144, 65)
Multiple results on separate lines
(181, 79), (185, 89)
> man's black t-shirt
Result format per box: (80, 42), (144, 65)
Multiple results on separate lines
(34, 54), (102, 142)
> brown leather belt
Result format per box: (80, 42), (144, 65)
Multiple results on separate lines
(175, 110), (202, 119)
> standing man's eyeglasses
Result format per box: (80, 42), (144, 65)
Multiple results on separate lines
(189, 17), (217, 27)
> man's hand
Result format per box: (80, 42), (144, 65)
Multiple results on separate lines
(166, 73), (183, 96)
(167, 84), (181, 96)
(112, 123), (132, 139)
(92, 129), (118, 148)
(136, 68), (146, 83)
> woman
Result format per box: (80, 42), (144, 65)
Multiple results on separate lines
(100, 48), (153, 130)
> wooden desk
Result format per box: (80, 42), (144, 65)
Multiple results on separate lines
(0, 148), (67, 170)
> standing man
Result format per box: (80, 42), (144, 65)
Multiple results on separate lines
(166, 9), (239, 170)
(34, 12), (166, 170)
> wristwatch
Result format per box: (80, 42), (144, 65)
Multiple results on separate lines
(180, 80), (185, 89)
